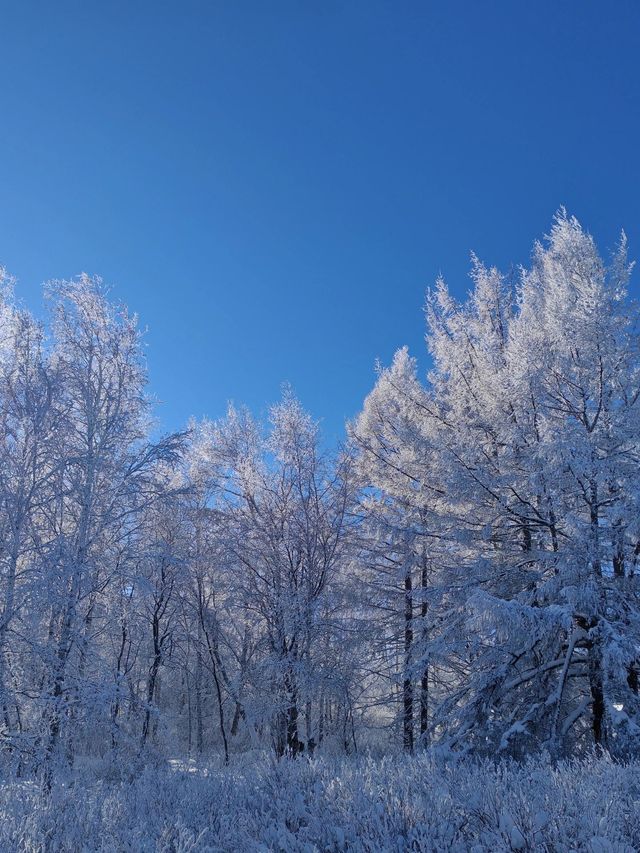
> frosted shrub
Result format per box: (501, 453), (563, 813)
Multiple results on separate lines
(0, 753), (638, 851)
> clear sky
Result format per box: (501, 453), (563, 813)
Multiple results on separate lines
(1, 1), (639, 441)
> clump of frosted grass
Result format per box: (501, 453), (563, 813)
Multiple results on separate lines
(0, 753), (638, 851)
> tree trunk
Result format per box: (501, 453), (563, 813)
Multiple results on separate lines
(419, 552), (429, 746)
(195, 647), (203, 753)
(284, 665), (302, 755)
(403, 566), (414, 754)
(199, 609), (229, 763)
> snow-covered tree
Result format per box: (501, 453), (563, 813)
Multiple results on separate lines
(193, 391), (357, 756)
(355, 212), (640, 758)
(2, 210), (640, 782)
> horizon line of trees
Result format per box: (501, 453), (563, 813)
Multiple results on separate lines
(1, 209), (639, 784)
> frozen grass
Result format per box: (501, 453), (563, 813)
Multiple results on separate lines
(0, 753), (638, 851)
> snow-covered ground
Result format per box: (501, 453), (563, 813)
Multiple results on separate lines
(0, 753), (638, 851)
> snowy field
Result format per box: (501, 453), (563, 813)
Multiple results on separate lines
(0, 754), (638, 852)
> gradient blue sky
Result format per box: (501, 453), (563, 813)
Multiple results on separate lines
(1, 1), (639, 440)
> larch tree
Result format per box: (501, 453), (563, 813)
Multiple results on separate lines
(354, 211), (640, 758)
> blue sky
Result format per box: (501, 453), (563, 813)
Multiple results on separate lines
(1, 1), (639, 441)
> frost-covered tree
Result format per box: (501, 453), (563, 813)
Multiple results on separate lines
(355, 212), (640, 758)
(2, 210), (640, 783)
(350, 349), (440, 752)
(193, 392), (357, 756)
(0, 278), (62, 767)
(0, 275), (185, 780)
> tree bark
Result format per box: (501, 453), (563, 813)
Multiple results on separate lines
(403, 565), (414, 754)
(419, 551), (429, 746)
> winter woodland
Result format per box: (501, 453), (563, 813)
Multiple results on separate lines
(1, 212), (640, 850)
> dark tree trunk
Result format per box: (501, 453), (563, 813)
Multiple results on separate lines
(284, 667), (303, 755)
(195, 633), (204, 753)
(588, 636), (605, 747)
(587, 482), (606, 748)
(403, 566), (414, 754)
(201, 618), (229, 764)
(419, 552), (429, 745)
(141, 648), (161, 748)
(111, 621), (128, 749)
